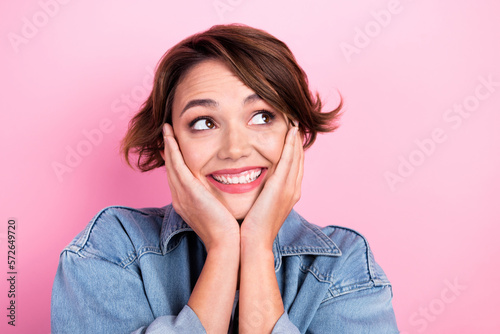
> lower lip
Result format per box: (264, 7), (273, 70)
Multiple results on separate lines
(207, 169), (267, 194)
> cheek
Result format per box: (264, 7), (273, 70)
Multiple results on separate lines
(255, 129), (287, 165)
(176, 137), (212, 177)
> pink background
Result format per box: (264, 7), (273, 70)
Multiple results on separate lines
(1, 0), (499, 333)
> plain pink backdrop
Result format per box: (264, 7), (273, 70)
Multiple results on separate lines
(1, 0), (499, 333)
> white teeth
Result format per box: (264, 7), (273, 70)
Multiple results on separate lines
(212, 169), (262, 185)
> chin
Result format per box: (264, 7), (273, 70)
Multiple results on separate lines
(221, 194), (257, 220)
(227, 203), (252, 221)
(213, 186), (261, 220)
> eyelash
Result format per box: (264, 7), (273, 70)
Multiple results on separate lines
(254, 110), (276, 123)
(188, 110), (276, 131)
(188, 116), (216, 129)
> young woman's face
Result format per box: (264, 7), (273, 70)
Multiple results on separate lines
(170, 60), (290, 219)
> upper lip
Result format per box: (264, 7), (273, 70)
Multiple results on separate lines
(209, 166), (266, 176)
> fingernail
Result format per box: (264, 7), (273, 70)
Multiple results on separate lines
(163, 123), (169, 137)
(292, 126), (298, 136)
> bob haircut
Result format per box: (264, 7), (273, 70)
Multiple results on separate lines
(121, 24), (343, 171)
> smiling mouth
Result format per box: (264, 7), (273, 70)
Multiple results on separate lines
(210, 168), (264, 185)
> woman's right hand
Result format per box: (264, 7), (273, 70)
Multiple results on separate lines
(162, 123), (239, 251)
(163, 123), (240, 332)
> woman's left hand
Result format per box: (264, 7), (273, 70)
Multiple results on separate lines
(240, 124), (304, 248)
(238, 123), (303, 333)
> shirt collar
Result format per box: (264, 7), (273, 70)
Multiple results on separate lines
(160, 205), (194, 254)
(273, 209), (341, 271)
(159, 205), (342, 267)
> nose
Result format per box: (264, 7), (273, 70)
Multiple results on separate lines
(217, 124), (252, 161)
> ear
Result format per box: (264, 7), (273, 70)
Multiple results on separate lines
(286, 116), (297, 128)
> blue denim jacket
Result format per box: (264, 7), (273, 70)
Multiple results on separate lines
(51, 204), (399, 333)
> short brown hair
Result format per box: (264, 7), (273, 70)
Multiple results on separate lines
(121, 24), (343, 171)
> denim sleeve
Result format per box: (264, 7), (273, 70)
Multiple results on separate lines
(131, 305), (205, 334)
(271, 311), (301, 333)
(51, 251), (206, 334)
(307, 284), (399, 334)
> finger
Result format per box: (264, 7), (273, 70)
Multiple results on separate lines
(298, 136), (305, 183)
(295, 134), (304, 194)
(163, 124), (197, 181)
(162, 126), (184, 200)
(162, 124), (182, 183)
(296, 126), (304, 182)
(272, 125), (298, 179)
(163, 123), (182, 166)
(277, 123), (302, 205)
(162, 124), (175, 173)
(284, 125), (302, 186)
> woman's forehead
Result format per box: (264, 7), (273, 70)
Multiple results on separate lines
(173, 61), (256, 111)
(177, 60), (245, 91)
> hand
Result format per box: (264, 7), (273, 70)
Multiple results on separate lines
(162, 123), (240, 251)
(238, 124), (302, 333)
(240, 123), (304, 248)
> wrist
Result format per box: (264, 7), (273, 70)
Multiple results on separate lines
(201, 222), (240, 253)
(240, 223), (276, 252)
(206, 237), (240, 256)
(240, 235), (275, 261)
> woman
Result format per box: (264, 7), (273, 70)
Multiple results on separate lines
(51, 24), (399, 333)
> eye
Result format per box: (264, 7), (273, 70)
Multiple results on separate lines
(249, 111), (275, 125)
(191, 117), (216, 131)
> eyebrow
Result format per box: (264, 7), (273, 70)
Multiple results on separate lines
(180, 94), (262, 116)
(181, 99), (218, 116)
(244, 93), (262, 104)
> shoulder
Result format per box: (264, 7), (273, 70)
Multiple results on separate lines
(62, 205), (166, 268)
(322, 224), (389, 284)
(287, 213), (392, 296)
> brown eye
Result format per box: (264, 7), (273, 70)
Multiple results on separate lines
(249, 111), (274, 125)
(206, 120), (215, 128)
(192, 118), (216, 131)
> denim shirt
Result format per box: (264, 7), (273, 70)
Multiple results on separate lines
(51, 204), (399, 333)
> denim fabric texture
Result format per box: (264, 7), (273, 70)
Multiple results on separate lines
(51, 204), (399, 333)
